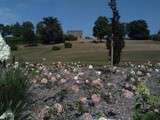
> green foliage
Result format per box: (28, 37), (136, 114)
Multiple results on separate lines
(133, 83), (160, 120)
(36, 17), (63, 44)
(5, 37), (22, 51)
(52, 46), (61, 51)
(0, 67), (29, 119)
(22, 21), (36, 45)
(10, 43), (18, 51)
(93, 16), (111, 40)
(136, 83), (150, 97)
(133, 112), (160, 120)
(11, 22), (23, 37)
(64, 41), (72, 48)
(64, 34), (77, 41)
(75, 101), (87, 113)
(5, 36), (24, 45)
(127, 20), (150, 40)
(2, 25), (12, 37)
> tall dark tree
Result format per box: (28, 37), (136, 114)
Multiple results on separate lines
(36, 17), (63, 44)
(127, 20), (150, 40)
(36, 21), (45, 43)
(93, 16), (111, 41)
(12, 22), (22, 37)
(107, 0), (125, 65)
(22, 21), (36, 45)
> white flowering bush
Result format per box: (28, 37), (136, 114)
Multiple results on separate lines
(0, 34), (10, 62)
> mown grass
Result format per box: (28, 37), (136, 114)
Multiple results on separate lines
(12, 40), (160, 65)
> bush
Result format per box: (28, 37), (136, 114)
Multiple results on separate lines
(64, 35), (78, 41)
(0, 67), (29, 119)
(64, 41), (72, 48)
(10, 43), (18, 51)
(52, 46), (61, 51)
(5, 36), (24, 45)
(5, 37), (20, 51)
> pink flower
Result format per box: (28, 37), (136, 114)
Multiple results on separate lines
(82, 113), (93, 120)
(123, 89), (134, 99)
(80, 97), (87, 104)
(41, 78), (48, 84)
(91, 94), (101, 105)
(92, 79), (103, 88)
(71, 85), (80, 93)
(54, 103), (64, 113)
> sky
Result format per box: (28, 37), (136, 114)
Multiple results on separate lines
(0, 0), (160, 36)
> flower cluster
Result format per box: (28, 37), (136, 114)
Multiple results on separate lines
(0, 34), (10, 62)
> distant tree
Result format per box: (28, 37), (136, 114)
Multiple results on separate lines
(127, 20), (150, 40)
(22, 21), (36, 45)
(3, 25), (12, 37)
(93, 16), (111, 41)
(36, 21), (45, 43)
(150, 31), (160, 41)
(64, 34), (78, 41)
(36, 17), (63, 44)
(12, 22), (22, 37)
(0, 24), (4, 33)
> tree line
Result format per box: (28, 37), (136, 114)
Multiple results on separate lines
(0, 17), (77, 46)
(93, 16), (160, 41)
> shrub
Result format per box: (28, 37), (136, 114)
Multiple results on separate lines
(133, 83), (160, 120)
(5, 37), (19, 51)
(64, 34), (78, 41)
(0, 67), (29, 119)
(10, 43), (18, 51)
(52, 46), (61, 51)
(5, 36), (24, 45)
(64, 41), (72, 48)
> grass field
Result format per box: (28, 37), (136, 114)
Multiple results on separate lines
(12, 40), (160, 65)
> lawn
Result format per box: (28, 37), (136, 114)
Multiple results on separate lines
(12, 40), (160, 65)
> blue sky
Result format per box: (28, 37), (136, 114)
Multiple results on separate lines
(0, 0), (160, 36)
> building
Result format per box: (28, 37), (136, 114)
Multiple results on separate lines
(67, 30), (83, 40)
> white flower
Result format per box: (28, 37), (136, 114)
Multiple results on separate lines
(74, 75), (79, 80)
(76, 80), (80, 84)
(137, 71), (143, 76)
(157, 63), (160, 66)
(14, 62), (19, 68)
(0, 110), (14, 120)
(41, 78), (48, 84)
(78, 72), (84, 76)
(0, 34), (10, 62)
(112, 66), (117, 71)
(130, 77), (135, 82)
(42, 58), (46, 61)
(89, 65), (93, 69)
(98, 117), (107, 120)
(155, 69), (159, 72)
(96, 71), (101, 75)
(147, 73), (151, 77)
(130, 70), (135, 75)
(98, 117), (115, 120)
(85, 80), (89, 84)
